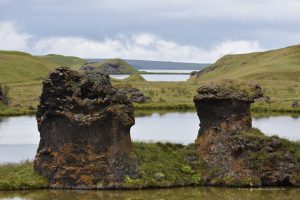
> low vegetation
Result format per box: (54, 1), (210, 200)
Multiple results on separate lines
(0, 161), (48, 190)
(125, 142), (208, 188)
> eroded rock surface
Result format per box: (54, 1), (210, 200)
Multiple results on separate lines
(194, 85), (300, 186)
(34, 67), (138, 189)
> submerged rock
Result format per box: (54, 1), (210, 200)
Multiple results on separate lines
(34, 67), (138, 189)
(194, 84), (300, 186)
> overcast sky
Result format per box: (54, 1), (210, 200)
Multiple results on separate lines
(1, 0), (300, 62)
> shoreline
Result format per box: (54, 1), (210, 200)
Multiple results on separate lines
(1, 103), (300, 117)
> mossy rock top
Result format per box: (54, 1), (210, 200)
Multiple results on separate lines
(195, 80), (262, 102)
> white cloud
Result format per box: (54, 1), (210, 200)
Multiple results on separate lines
(0, 20), (263, 63)
(33, 34), (263, 63)
(0, 21), (31, 51)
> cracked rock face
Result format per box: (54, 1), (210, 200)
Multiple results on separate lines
(194, 85), (300, 186)
(34, 67), (138, 189)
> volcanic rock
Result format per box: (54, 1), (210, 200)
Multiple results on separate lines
(34, 67), (138, 189)
(119, 87), (149, 103)
(194, 84), (300, 186)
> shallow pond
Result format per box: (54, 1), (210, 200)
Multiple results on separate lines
(0, 112), (299, 163)
(0, 187), (299, 200)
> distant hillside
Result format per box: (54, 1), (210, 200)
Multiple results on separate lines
(87, 59), (209, 70)
(192, 45), (300, 82)
(0, 51), (86, 84)
(81, 58), (139, 74)
(41, 54), (85, 69)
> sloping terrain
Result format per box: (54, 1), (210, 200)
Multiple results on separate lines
(193, 45), (300, 82)
(0, 51), (85, 84)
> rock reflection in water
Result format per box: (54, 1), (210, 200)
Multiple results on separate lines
(0, 187), (299, 200)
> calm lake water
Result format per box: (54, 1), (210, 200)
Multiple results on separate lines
(110, 69), (191, 81)
(0, 187), (299, 200)
(140, 69), (194, 73)
(0, 112), (299, 163)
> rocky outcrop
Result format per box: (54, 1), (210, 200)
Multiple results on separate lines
(80, 59), (138, 74)
(119, 87), (149, 103)
(34, 67), (139, 189)
(80, 63), (121, 74)
(194, 85), (300, 186)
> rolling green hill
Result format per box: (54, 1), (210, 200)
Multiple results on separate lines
(192, 45), (300, 82)
(81, 58), (139, 74)
(0, 51), (86, 84)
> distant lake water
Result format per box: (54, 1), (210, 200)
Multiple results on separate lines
(110, 69), (192, 81)
(0, 112), (299, 163)
(140, 69), (194, 73)
(110, 74), (130, 79)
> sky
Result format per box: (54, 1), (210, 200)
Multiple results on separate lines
(0, 0), (300, 63)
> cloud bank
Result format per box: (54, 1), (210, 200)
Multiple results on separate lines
(0, 21), (263, 63)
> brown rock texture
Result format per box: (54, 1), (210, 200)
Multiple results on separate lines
(34, 67), (138, 189)
(194, 85), (300, 186)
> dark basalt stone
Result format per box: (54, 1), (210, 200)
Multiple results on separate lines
(34, 67), (138, 189)
(119, 87), (149, 103)
(194, 84), (300, 186)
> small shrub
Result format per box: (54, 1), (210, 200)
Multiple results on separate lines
(191, 174), (202, 185)
(180, 165), (193, 174)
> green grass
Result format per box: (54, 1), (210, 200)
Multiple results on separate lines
(40, 54), (85, 70)
(0, 161), (48, 190)
(124, 74), (146, 81)
(193, 45), (300, 82)
(125, 142), (208, 188)
(0, 51), (85, 84)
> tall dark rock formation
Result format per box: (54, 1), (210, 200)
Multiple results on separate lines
(194, 84), (300, 186)
(34, 67), (138, 189)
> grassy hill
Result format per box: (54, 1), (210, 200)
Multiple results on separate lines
(81, 58), (139, 74)
(0, 51), (85, 84)
(41, 54), (85, 70)
(192, 45), (300, 82)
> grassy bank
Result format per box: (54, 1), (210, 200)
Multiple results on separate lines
(0, 161), (48, 190)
